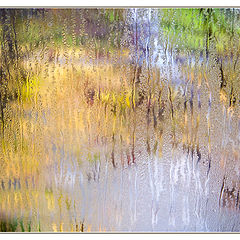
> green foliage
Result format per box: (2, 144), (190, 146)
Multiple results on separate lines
(20, 74), (39, 103)
(27, 220), (31, 232)
(20, 218), (25, 232)
(0, 217), (19, 232)
(159, 8), (239, 53)
(9, 218), (18, 232)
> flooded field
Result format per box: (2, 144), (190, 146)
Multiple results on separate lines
(0, 8), (240, 232)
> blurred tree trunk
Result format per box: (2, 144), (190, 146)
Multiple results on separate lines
(0, 9), (19, 135)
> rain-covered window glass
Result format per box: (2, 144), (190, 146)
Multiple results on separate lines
(0, 8), (240, 232)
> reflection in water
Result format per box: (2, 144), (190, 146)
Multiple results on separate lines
(0, 8), (240, 232)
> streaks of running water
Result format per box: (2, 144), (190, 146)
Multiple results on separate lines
(1, 8), (240, 232)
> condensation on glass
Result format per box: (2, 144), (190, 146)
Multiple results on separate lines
(0, 8), (240, 232)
